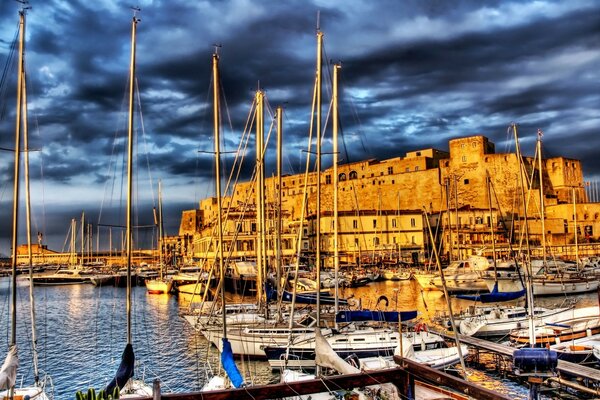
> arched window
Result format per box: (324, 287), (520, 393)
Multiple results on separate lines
(339, 173), (347, 181)
(349, 171), (358, 180)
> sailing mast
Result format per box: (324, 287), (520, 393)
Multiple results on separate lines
(536, 130), (547, 267)
(315, 27), (323, 329)
(332, 63), (340, 318)
(9, 6), (26, 360)
(255, 90), (265, 307)
(22, 56), (41, 385)
(212, 50), (227, 335)
(125, 9), (139, 345)
(276, 105), (283, 320)
(512, 123), (536, 347)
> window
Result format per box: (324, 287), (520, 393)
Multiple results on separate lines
(354, 238), (359, 247)
(339, 173), (347, 181)
(374, 237), (380, 246)
(462, 155), (467, 162)
(461, 143), (466, 149)
(388, 166), (393, 175)
(472, 141), (477, 148)
(392, 219), (397, 228)
(349, 171), (358, 180)
(410, 218), (416, 227)
(373, 219), (377, 229)
(353, 220), (358, 229)
(325, 175), (331, 184)
(464, 179), (469, 184)
(415, 166), (419, 171)
(416, 151), (421, 156)
(405, 167), (410, 172)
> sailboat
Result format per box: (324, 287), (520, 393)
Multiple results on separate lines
(145, 180), (173, 294)
(0, 5), (52, 399)
(75, 10), (153, 398)
(200, 47), (245, 391)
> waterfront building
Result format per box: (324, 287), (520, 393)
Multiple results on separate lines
(178, 134), (600, 265)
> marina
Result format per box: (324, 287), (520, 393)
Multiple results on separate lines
(1, 1), (600, 400)
(0, 278), (598, 398)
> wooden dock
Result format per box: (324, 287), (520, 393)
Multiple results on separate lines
(435, 329), (600, 383)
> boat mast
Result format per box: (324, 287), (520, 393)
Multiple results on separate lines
(23, 63), (41, 384)
(315, 28), (323, 329)
(512, 123), (536, 347)
(10, 5), (26, 351)
(332, 63), (340, 318)
(486, 173), (497, 277)
(126, 9), (139, 345)
(158, 180), (164, 277)
(276, 105), (283, 320)
(212, 50), (227, 335)
(81, 211), (85, 265)
(572, 187), (579, 266)
(536, 130), (547, 267)
(255, 89), (265, 306)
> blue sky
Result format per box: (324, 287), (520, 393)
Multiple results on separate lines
(0, 0), (599, 255)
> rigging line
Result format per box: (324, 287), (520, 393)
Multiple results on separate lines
(135, 77), (156, 208)
(340, 70), (370, 159)
(0, 20), (19, 121)
(280, 107), (297, 175)
(194, 72), (213, 205)
(98, 76), (129, 225)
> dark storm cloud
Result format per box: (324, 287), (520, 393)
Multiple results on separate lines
(0, 0), (598, 253)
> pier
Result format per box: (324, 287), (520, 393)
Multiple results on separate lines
(434, 329), (600, 394)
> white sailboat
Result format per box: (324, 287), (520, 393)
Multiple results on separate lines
(0, 5), (52, 399)
(145, 180), (173, 294)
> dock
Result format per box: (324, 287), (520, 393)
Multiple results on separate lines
(435, 329), (600, 392)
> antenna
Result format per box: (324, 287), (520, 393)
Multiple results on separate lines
(213, 43), (222, 55)
(316, 10), (321, 31)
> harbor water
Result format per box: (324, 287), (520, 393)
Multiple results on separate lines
(0, 278), (596, 398)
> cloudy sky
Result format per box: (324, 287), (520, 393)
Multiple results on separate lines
(0, 0), (598, 255)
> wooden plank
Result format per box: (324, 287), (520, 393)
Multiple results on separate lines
(395, 357), (511, 400)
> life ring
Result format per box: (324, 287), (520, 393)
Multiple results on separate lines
(414, 322), (428, 333)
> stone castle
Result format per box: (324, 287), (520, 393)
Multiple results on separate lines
(176, 134), (599, 266)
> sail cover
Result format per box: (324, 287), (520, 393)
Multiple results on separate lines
(335, 310), (418, 323)
(221, 338), (244, 388)
(104, 343), (135, 396)
(0, 345), (18, 390)
(456, 282), (525, 303)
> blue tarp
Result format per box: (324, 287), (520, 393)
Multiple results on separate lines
(335, 310), (418, 323)
(456, 282), (526, 303)
(221, 338), (244, 388)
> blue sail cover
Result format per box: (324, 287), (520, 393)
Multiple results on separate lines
(456, 282), (526, 303)
(104, 343), (135, 395)
(221, 338), (244, 388)
(335, 310), (418, 323)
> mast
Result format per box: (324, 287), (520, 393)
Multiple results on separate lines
(212, 51), (227, 336)
(10, 6), (26, 350)
(158, 180), (164, 277)
(81, 211), (85, 265)
(332, 63), (340, 318)
(512, 123), (536, 347)
(276, 105), (283, 318)
(255, 90), (265, 305)
(125, 10), (139, 345)
(486, 173), (497, 277)
(536, 130), (547, 266)
(71, 219), (76, 265)
(573, 187), (579, 266)
(315, 28), (323, 328)
(23, 66), (41, 384)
